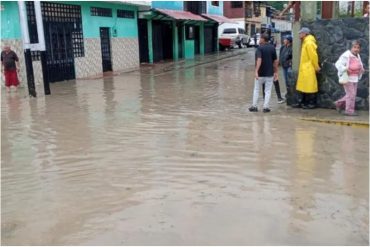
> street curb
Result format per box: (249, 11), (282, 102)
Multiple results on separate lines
(299, 117), (369, 127)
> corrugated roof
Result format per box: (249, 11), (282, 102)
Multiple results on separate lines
(201, 14), (238, 24)
(154, 8), (207, 21)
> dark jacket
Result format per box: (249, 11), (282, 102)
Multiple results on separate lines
(279, 45), (292, 68)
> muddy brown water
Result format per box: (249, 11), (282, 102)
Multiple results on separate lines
(2, 54), (369, 245)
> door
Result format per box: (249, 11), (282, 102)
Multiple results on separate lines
(178, 23), (183, 59)
(152, 21), (173, 62)
(44, 22), (75, 83)
(138, 19), (149, 63)
(100, 27), (112, 72)
(194, 25), (200, 55)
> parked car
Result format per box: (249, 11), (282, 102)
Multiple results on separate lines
(247, 33), (260, 47)
(219, 27), (249, 50)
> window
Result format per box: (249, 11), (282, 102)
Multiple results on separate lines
(41, 2), (85, 58)
(231, 1), (243, 8)
(186, 25), (195, 40)
(117, 9), (135, 18)
(211, 1), (219, 6)
(238, 28), (245, 34)
(185, 1), (206, 15)
(91, 7), (112, 17)
(223, 28), (237, 34)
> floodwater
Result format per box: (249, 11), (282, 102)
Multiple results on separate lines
(2, 53), (369, 245)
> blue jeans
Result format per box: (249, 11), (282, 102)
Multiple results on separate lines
(282, 67), (291, 89)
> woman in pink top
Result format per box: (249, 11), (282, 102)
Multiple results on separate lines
(335, 40), (365, 116)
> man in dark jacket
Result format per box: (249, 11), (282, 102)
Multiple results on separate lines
(279, 35), (293, 90)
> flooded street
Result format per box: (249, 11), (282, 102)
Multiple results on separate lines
(2, 52), (369, 245)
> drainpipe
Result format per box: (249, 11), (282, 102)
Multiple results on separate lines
(17, 0), (37, 97)
(34, 1), (50, 95)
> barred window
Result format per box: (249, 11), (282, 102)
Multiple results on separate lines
(91, 7), (112, 17)
(25, 2), (84, 60)
(117, 9), (135, 18)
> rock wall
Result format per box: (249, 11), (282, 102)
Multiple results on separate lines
(287, 18), (369, 110)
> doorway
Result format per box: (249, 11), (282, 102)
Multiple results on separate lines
(100, 27), (112, 72)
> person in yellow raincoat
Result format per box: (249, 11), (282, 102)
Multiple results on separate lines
(292, 27), (321, 109)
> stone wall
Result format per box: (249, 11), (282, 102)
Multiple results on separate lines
(287, 18), (369, 110)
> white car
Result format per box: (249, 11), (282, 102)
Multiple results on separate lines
(219, 27), (249, 49)
(248, 33), (260, 47)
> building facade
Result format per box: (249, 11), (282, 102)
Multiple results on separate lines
(1, 1), (144, 85)
(138, 1), (225, 63)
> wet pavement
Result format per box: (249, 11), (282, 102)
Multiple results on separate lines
(2, 50), (369, 245)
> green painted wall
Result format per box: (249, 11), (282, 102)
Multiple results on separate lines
(199, 23), (204, 55)
(75, 1), (138, 38)
(184, 40), (194, 59)
(1, 1), (21, 39)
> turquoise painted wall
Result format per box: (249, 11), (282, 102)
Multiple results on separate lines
(151, 1), (184, 11)
(76, 1), (138, 38)
(207, 2), (223, 15)
(1, 1), (21, 39)
(184, 40), (194, 59)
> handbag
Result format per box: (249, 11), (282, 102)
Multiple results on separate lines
(338, 71), (349, 84)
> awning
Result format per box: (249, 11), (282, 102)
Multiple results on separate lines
(201, 14), (238, 24)
(154, 8), (207, 21)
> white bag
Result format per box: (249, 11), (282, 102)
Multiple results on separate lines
(338, 71), (349, 84)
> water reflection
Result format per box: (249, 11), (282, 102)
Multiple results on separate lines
(1, 55), (368, 245)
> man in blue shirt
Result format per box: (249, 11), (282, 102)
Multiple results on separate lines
(249, 34), (279, 113)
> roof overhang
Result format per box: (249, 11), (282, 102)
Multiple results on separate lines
(201, 14), (238, 24)
(144, 8), (207, 22)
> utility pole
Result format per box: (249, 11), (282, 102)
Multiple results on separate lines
(34, 1), (50, 95)
(292, 1), (317, 71)
(17, 1), (36, 97)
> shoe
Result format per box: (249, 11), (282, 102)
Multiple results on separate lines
(263, 108), (271, 113)
(277, 98), (286, 104)
(343, 112), (358, 116)
(302, 104), (316, 109)
(335, 106), (343, 113)
(291, 103), (302, 108)
(248, 106), (258, 112)
(301, 104), (309, 109)
(307, 104), (316, 109)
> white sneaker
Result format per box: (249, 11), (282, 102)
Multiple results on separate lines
(278, 98), (286, 104)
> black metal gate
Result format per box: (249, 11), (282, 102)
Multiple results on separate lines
(40, 2), (83, 83)
(204, 24), (218, 54)
(138, 19), (149, 63)
(44, 22), (76, 82)
(194, 25), (200, 55)
(100, 27), (112, 72)
(152, 21), (173, 62)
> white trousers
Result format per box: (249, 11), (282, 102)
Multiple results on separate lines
(252, 77), (273, 109)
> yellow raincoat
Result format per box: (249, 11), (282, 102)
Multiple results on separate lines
(296, 35), (320, 93)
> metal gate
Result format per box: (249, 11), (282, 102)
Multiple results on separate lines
(44, 22), (76, 82)
(100, 27), (112, 72)
(26, 2), (83, 83)
(42, 2), (83, 83)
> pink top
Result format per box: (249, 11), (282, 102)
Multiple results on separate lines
(348, 55), (362, 82)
